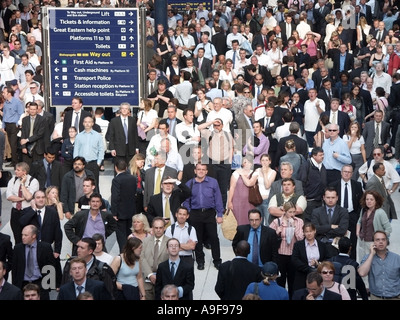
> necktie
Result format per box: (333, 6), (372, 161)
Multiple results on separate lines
(257, 86), (261, 97)
(165, 195), (171, 228)
(266, 117), (270, 127)
(328, 208), (333, 222)
(252, 229), (259, 264)
(328, 90), (332, 100)
(26, 245), (35, 277)
(46, 163), (51, 188)
(74, 112), (79, 131)
(150, 81), (154, 93)
(154, 168), (161, 194)
(29, 117), (34, 136)
(374, 123), (380, 147)
(198, 58), (202, 70)
(170, 261), (176, 278)
(378, 31), (382, 42)
(16, 184), (22, 210)
(320, 6), (323, 14)
(152, 239), (160, 272)
(281, 12), (284, 22)
(344, 183), (349, 209)
(232, 50), (236, 69)
(32, 95), (35, 103)
(263, 36), (268, 51)
(77, 285), (84, 296)
(123, 118), (128, 144)
(381, 179), (387, 194)
(332, 112), (336, 125)
(37, 210), (42, 228)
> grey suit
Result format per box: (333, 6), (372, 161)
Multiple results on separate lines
(143, 165), (178, 208)
(235, 113), (254, 150)
(362, 120), (391, 159)
(365, 174), (397, 220)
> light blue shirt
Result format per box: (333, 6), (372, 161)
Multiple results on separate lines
(2, 97), (24, 127)
(339, 53), (346, 72)
(73, 129), (104, 165)
(322, 137), (352, 171)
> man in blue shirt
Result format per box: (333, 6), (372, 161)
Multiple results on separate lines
(73, 116), (104, 192)
(2, 85), (24, 167)
(183, 163), (224, 271)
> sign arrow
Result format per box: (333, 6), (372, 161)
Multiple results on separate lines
(55, 92), (59, 96)
(55, 83), (59, 88)
(129, 20), (134, 25)
(129, 52), (134, 56)
(129, 36), (134, 41)
(129, 28), (133, 32)
(129, 11), (133, 16)
(55, 76), (59, 80)
(54, 59), (59, 64)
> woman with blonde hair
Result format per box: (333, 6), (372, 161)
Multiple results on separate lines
(220, 79), (235, 99)
(128, 153), (146, 213)
(127, 213), (152, 241)
(357, 16), (371, 49)
(324, 14), (336, 51)
(219, 58), (237, 87)
(343, 122), (366, 181)
(45, 186), (64, 220)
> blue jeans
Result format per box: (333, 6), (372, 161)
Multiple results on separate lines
(258, 198), (270, 226)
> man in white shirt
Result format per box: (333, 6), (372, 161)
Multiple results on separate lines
(175, 108), (201, 148)
(175, 26), (195, 58)
(372, 62), (392, 96)
(225, 39), (241, 71)
(226, 24), (244, 49)
(198, 97), (233, 133)
(304, 88), (325, 147)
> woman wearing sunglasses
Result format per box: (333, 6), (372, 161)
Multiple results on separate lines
(317, 261), (351, 300)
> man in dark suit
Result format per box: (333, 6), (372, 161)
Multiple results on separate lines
(155, 238), (195, 300)
(372, 20), (387, 44)
(252, 26), (269, 52)
(292, 271), (342, 300)
(211, 26), (227, 57)
(279, 14), (296, 46)
(332, 44), (354, 82)
(359, 0), (373, 25)
(329, 165), (363, 260)
(58, 257), (111, 300)
(146, 177), (191, 226)
(111, 159), (137, 253)
(244, 56), (274, 87)
(29, 147), (64, 191)
(366, 163), (397, 220)
(0, 261), (22, 300)
(235, 1), (251, 23)
(388, 73), (400, 145)
(349, 59), (368, 82)
(0, 0), (13, 34)
(235, 103), (255, 150)
(311, 187), (349, 257)
(317, 98), (349, 137)
(313, 0), (331, 37)
(62, 96), (92, 139)
(20, 102), (45, 165)
(280, 57), (301, 82)
(362, 109), (391, 160)
(36, 100), (55, 150)
(107, 102), (138, 165)
(164, 105), (182, 139)
(276, 122), (309, 161)
(317, 78), (339, 111)
(10, 10), (31, 34)
(244, 12), (258, 36)
(215, 240), (262, 300)
(193, 47), (212, 80)
(312, 61), (330, 90)
(64, 193), (117, 256)
(190, 24), (203, 47)
(12, 225), (60, 300)
(232, 209), (279, 267)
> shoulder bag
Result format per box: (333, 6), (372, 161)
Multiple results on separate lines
(222, 208), (238, 241)
(248, 170), (263, 206)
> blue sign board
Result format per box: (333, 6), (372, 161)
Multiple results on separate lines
(168, 0), (213, 12)
(47, 8), (140, 107)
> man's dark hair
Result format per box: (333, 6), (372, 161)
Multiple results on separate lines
(372, 162), (384, 173)
(45, 146), (57, 155)
(115, 158), (127, 171)
(80, 237), (97, 252)
(183, 71), (191, 81)
(247, 208), (262, 219)
(234, 240), (251, 257)
(158, 118), (169, 128)
(73, 156), (86, 165)
(84, 177), (96, 186)
(89, 192), (103, 202)
(338, 237), (352, 254)
(311, 147), (324, 156)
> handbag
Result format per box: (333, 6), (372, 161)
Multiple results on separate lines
(248, 171), (263, 206)
(221, 208), (238, 241)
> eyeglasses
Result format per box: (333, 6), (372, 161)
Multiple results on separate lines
(328, 129), (338, 132)
(214, 124), (221, 127)
(373, 153), (382, 156)
(244, 91), (250, 93)
(172, 59), (178, 61)
(321, 271), (334, 275)
(30, 87), (36, 89)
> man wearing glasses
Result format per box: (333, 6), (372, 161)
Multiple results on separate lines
(322, 123), (352, 185)
(20, 80), (42, 106)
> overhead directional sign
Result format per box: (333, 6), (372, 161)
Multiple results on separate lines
(47, 8), (140, 107)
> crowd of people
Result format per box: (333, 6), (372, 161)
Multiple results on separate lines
(1, 0), (400, 302)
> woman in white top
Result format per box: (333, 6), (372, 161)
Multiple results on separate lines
(194, 87), (213, 125)
(324, 14), (336, 51)
(137, 98), (158, 155)
(220, 80), (236, 100)
(357, 16), (371, 49)
(343, 121), (366, 181)
(93, 233), (114, 266)
(219, 58), (237, 87)
(0, 45), (15, 85)
(255, 154), (277, 226)
(267, 39), (283, 77)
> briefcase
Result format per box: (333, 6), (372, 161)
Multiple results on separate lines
(0, 170), (12, 188)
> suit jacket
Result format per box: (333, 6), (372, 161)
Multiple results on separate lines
(140, 235), (171, 278)
(280, 66), (301, 82)
(232, 224), (279, 265)
(276, 134), (309, 161)
(0, 281), (23, 300)
(143, 165), (178, 208)
(311, 204), (349, 241)
(333, 52), (354, 81)
(39, 110), (55, 149)
(388, 82), (400, 109)
(317, 87), (340, 111)
(64, 209), (117, 255)
(292, 287), (342, 300)
(317, 110), (350, 137)
(1, 8), (13, 33)
(111, 171), (137, 220)
(291, 238), (329, 290)
(251, 84), (267, 99)
(12, 240), (60, 289)
(212, 32), (228, 56)
(187, 95), (212, 111)
(62, 109), (92, 139)
(166, 117), (182, 139)
(29, 159), (64, 190)
(21, 114), (46, 155)
(329, 179), (363, 215)
(279, 21), (297, 45)
(215, 258), (262, 300)
(146, 182), (191, 225)
(373, 28), (388, 42)
(144, 79), (159, 98)
(362, 120), (391, 159)
(235, 8), (251, 23)
(155, 259), (195, 300)
(0, 232), (13, 279)
(366, 174), (397, 220)
(57, 278), (111, 300)
(268, 179), (304, 202)
(194, 56), (213, 79)
(235, 113), (254, 149)
(244, 64), (273, 87)
(19, 206), (63, 254)
(10, 18), (30, 34)
(107, 115), (138, 157)
(190, 31), (203, 47)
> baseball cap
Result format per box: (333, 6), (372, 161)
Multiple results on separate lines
(6, 79), (18, 86)
(262, 261), (279, 276)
